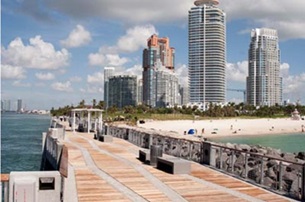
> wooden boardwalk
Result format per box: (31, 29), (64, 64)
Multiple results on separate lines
(64, 130), (291, 202)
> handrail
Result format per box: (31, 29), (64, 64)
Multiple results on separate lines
(210, 142), (304, 166)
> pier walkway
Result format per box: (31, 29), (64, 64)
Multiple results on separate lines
(63, 126), (294, 202)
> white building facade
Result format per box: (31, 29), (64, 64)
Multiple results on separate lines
(188, 0), (226, 110)
(246, 28), (282, 106)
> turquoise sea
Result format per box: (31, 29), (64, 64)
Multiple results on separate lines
(1, 112), (51, 173)
(210, 133), (305, 153)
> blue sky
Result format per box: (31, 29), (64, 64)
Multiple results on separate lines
(2, 0), (305, 110)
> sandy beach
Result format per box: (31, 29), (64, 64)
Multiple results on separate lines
(138, 118), (305, 138)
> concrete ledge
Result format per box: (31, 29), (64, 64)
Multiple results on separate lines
(139, 149), (150, 162)
(157, 157), (191, 174)
(99, 135), (113, 142)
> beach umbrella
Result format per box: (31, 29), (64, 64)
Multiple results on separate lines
(188, 129), (195, 135)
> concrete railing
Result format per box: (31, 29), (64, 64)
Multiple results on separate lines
(41, 124), (65, 171)
(102, 124), (305, 201)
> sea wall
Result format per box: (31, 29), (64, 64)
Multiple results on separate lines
(41, 122), (65, 171)
(101, 124), (305, 201)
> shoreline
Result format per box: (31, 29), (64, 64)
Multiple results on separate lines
(138, 117), (305, 139)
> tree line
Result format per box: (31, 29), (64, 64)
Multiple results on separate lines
(50, 99), (305, 120)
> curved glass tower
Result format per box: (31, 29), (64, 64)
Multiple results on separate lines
(188, 0), (226, 109)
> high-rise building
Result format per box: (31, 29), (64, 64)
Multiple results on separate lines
(104, 67), (115, 109)
(108, 75), (137, 109)
(17, 99), (23, 112)
(142, 34), (175, 107)
(154, 60), (180, 108)
(137, 79), (143, 105)
(188, 0), (226, 110)
(246, 28), (282, 106)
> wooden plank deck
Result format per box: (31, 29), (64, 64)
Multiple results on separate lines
(64, 130), (291, 202)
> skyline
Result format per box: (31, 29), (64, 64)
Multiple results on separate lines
(2, 0), (305, 110)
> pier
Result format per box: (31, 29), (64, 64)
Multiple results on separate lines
(1, 118), (304, 202)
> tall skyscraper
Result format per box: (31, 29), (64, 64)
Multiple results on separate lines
(142, 34), (175, 107)
(246, 28), (282, 106)
(104, 67), (115, 109)
(188, 0), (226, 110)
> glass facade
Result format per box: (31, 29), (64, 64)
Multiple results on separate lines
(188, 2), (226, 108)
(108, 75), (137, 109)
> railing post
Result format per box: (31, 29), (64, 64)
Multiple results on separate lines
(230, 150), (235, 173)
(4, 181), (9, 202)
(260, 157), (264, 184)
(219, 148), (223, 169)
(244, 153), (248, 179)
(301, 164), (305, 201)
(278, 161), (282, 191)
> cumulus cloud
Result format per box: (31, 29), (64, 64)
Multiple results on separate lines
(280, 63), (290, 77)
(220, 0), (305, 40)
(226, 61), (248, 82)
(2, 36), (70, 69)
(1, 65), (26, 79)
(80, 86), (102, 94)
(35, 72), (55, 80)
(88, 53), (128, 67)
(175, 64), (188, 87)
(51, 81), (73, 92)
(117, 25), (158, 53)
(61, 24), (91, 48)
(88, 25), (157, 67)
(283, 73), (305, 94)
(87, 72), (104, 84)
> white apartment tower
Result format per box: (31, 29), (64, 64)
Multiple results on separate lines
(104, 67), (115, 109)
(188, 0), (226, 110)
(246, 28), (282, 106)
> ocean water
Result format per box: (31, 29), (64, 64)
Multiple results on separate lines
(1, 112), (51, 173)
(210, 133), (305, 153)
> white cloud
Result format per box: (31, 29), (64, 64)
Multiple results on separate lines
(69, 76), (82, 82)
(51, 81), (73, 92)
(35, 72), (55, 80)
(220, 0), (305, 40)
(283, 73), (305, 95)
(61, 24), (92, 48)
(88, 25), (157, 67)
(88, 53), (128, 67)
(175, 64), (188, 87)
(2, 36), (70, 69)
(226, 61), (248, 83)
(80, 86), (103, 94)
(12, 80), (31, 87)
(280, 63), (290, 77)
(1, 65), (26, 79)
(87, 72), (104, 84)
(117, 25), (158, 53)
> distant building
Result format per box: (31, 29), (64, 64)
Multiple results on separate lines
(246, 28), (282, 106)
(142, 34), (175, 107)
(104, 67), (115, 109)
(17, 99), (23, 112)
(179, 86), (189, 106)
(108, 75), (137, 109)
(154, 61), (180, 108)
(1, 100), (11, 111)
(137, 79), (143, 105)
(188, 0), (226, 110)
